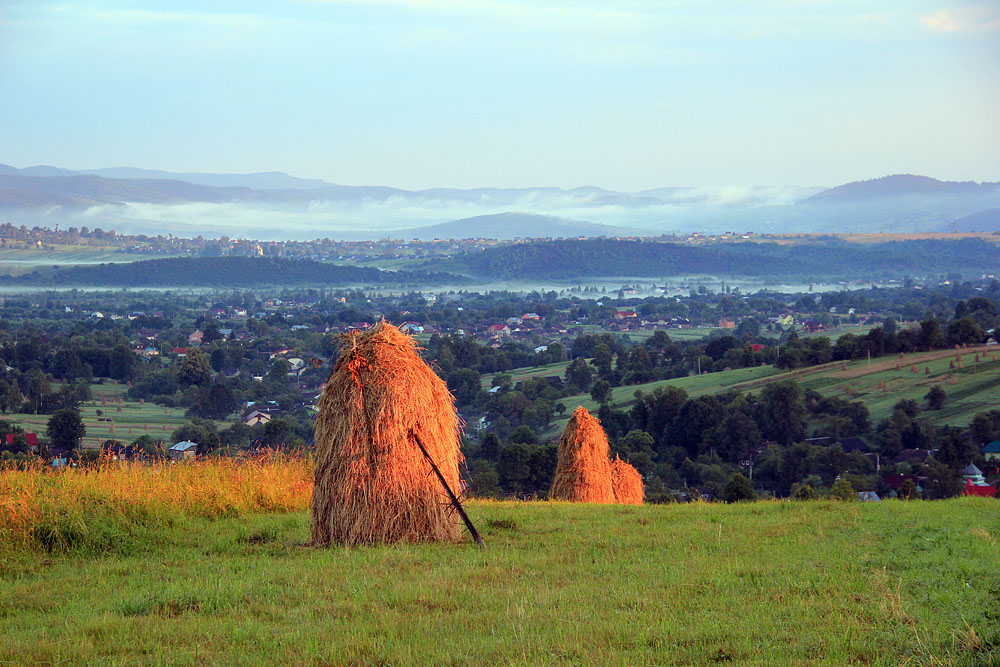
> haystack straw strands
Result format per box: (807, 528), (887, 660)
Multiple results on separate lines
(550, 407), (615, 503)
(611, 456), (644, 505)
(311, 321), (463, 546)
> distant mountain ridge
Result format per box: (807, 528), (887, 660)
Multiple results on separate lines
(387, 212), (639, 240)
(801, 174), (1000, 204)
(3, 162), (1000, 238)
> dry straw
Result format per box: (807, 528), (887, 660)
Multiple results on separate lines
(550, 407), (616, 503)
(611, 456), (644, 504)
(311, 321), (462, 546)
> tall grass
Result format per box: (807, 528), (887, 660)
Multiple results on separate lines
(0, 454), (312, 552)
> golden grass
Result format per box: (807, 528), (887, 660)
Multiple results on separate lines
(0, 454), (312, 550)
(311, 320), (463, 546)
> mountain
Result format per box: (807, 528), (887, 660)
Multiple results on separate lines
(81, 168), (332, 190)
(387, 213), (639, 240)
(801, 175), (1000, 204)
(950, 209), (1000, 233)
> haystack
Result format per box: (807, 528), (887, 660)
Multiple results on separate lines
(311, 321), (462, 546)
(550, 407), (615, 503)
(610, 456), (644, 505)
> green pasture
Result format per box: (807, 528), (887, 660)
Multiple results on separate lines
(2, 382), (231, 448)
(1, 498), (996, 665)
(549, 346), (1000, 435)
(0, 245), (160, 277)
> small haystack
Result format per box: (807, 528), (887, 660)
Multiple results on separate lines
(550, 407), (615, 503)
(311, 321), (462, 546)
(611, 456), (644, 505)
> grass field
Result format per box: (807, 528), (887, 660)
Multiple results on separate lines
(0, 245), (164, 277)
(547, 346), (1000, 435)
(3, 382), (230, 448)
(0, 460), (997, 665)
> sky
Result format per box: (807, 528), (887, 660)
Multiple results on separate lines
(1, 0), (998, 190)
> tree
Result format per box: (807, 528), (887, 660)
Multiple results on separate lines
(25, 369), (50, 414)
(194, 382), (238, 420)
(830, 477), (856, 501)
(108, 343), (138, 381)
(756, 381), (806, 445)
(564, 358), (594, 392)
(897, 478), (919, 500)
(793, 483), (816, 500)
(46, 408), (85, 450)
(178, 348), (212, 387)
(590, 379), (612, 405)
(480, 432), (501, 461)
(922, 457), (962, 499)
(924, 386), (947, 411)
(721, 473), (756, 502)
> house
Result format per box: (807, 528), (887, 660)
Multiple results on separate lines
(718, 318), (735, 329)
(173, 347), (188, 357)
(838, 437), (870, 454)
(169, 441), (198, 461)
(984, 440), (1000, 462)
(895, 448), (936, 465)
(399, 322), (425, 334)
(244, 410), (272, 427)
(614, 310), (638, 320)
(188, 330), (204, 345)
(521, 313), (540, 321)
(882, 473), (922, 496)
(487, 324), (511, 338)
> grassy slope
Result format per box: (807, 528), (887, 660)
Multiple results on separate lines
(4, 383), (230, 448)
(550, 346), (1000, 434)
(1, 498), (997, 665)
(0, 246), (167, 277)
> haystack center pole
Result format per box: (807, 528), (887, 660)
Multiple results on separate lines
(410, 430), (485, 548)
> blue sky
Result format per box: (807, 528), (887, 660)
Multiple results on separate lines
(1, 0), (997, 189)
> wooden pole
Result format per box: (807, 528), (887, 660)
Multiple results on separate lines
(410, 430), (484, 548)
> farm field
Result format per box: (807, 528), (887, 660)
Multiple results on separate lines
(0, 245), (164, 277)
(0, 461), (996, 666)
(2, 382), (230, 449)
(548, 345), (1000, 435)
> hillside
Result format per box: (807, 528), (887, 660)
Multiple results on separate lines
(951, 208), (1000, 233)
(1, 480), (995, 665)
(391, 212), (638, 240)
(3, 256), (467, 287)
(435, 237), (1000, 280)
(801, 174), (1000, 204)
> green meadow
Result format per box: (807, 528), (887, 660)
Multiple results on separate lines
(549, 346), (1000, 434)
(4, 382), (228, 448)
(1, 497), (997, 665)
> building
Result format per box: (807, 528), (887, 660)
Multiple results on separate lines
(984, 441), (1000, 463)
(960, 463), (996, 497)
(244, 410), (272, 427)
(169, 441), (198, 461)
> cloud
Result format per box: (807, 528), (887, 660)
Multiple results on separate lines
(921, 7), (1000, 33)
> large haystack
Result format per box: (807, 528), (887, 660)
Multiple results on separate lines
(611, 456), (644, 505)
(311, 321), (462, 546)
(550, 407), (615, 503)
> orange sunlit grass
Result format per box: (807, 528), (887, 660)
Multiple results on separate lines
(0, 453), (312, 551)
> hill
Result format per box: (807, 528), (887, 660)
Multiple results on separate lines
(951, 208), (1000, 233)
(801, 174), (1000, 204)
(434, 237), (1000, 280)
(390, 212), (638, 240)
(3, 256), (468, 287)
